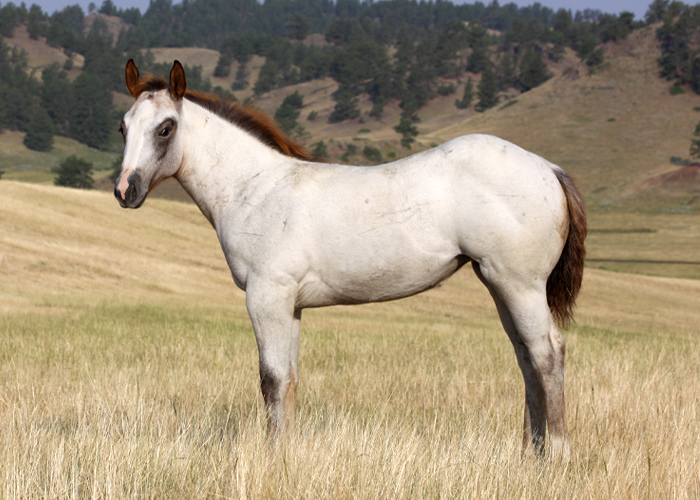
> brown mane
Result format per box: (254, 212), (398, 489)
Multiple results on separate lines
(130, 74), (317, 162)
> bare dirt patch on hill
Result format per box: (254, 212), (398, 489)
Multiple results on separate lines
(2, 25), (83, 79)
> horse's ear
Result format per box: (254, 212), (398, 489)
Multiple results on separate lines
(125, 58), (141, 98)
(169, 60), (187, 101)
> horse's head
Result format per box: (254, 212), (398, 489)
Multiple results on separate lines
(114, 59), (187, 209)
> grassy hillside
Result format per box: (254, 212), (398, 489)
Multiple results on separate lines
(3, 21), (700, 212)
(1, 181), (699, 497)
(428, 27), (700, 213)
(0, 131), (119, 183)
(2, 25), (84, 79)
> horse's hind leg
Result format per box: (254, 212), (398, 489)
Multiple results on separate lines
(473, 263), (570, 459)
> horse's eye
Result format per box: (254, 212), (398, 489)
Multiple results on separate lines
(159, 126), (172, 138)
(118, 126), (124, 135)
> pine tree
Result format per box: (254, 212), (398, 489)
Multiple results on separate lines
(41, 63), (71, 134)
(69, 72), (112, 149)
(645, 0), (670, 24)
(394, 115), (419, 148)
(52, 155), (94, 189)
(496, 52), (517, 91)
(23, 106), (54, 152)
(329, 87), (360, 123)
(467, 46), (489, 74)
(519, 49), (550, 92)
(456, 77), (473, 109)
(274, 91), (304, 136)
(476, 65), (499, 112)
(232, 62), (249, 91)
(254, 61), (279, 95)
(288, 13), (309, 41)
(690, 121), (700, 159)
(311, 141), (328, 158)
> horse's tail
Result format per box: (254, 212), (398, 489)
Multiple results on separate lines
(547, 168), (587, 329)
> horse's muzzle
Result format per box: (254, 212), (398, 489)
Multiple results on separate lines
(114, 172), (146, 209)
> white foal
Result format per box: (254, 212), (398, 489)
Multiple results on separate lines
(115, 60), (586, 457)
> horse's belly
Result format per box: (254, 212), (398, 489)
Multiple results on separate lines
(295, 254), (468, 308)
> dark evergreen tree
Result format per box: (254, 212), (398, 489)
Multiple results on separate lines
(0, 43), (36, 132)
(434, 19), (470, 78)
(232, 62), (249, 91)
(274, 91), (305, 136)
(456, 77), (473, 109)
(69, 72), (113, 149)
(363, 145), (383, 163)
(586, 48), (605, 67)
(518, 49), (550, 91)
(496, 52), (517, 90)
(599, 12), (636, 43)
(213, 56), (232, 77)
(691, 57), (700, 94)
(52, 155), (94, 189)
(646, 0), (670, 24)
(27, 4), (45, 40)
(576, 35), (598, 62)
(394, 115), (418, 148)
(329, 87), (360, 123)
(254, 61), (279, 94)
(41, 63), (71, 134)
(23, 106), (54, 152)
(476, 65), (498, 112)
(655, 6), (700, 90)
(690, 120), (700, 159)
(366, 63), (394, 119)
(0, 2), (23, 38)
(467, 46), (489, 74)
(325, 18), (363, 46)
(311, 140), (328, 158)
(288, 13), (310, 41)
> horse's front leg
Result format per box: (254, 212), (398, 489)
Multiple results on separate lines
(245, 281), (301, 438)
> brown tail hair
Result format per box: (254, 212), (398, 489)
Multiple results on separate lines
(547, 169), (587, 329)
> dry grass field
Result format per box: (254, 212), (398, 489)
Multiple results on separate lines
(1, 181), (699, 498)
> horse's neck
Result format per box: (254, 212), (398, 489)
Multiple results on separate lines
(174, 100), (290, 228)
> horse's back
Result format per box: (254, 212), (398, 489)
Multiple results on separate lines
(226, 134), (570, 307)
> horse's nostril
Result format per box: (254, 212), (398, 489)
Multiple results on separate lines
(125, 182), (136, 202)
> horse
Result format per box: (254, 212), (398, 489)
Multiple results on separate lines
(114, 59), (586, 458)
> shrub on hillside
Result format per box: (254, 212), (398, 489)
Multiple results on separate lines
(362, 145), (383, 164)
(52, 155), (94, 189)
(311, 140), (328, 159)
(23, 106), (54, 152)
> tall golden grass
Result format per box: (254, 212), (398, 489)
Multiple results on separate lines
(1, 182), (699, 498)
